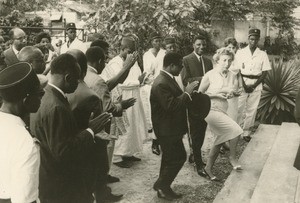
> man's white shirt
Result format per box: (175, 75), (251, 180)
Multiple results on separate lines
(0, 112), (40, 203)
(60, 38), (87, 54)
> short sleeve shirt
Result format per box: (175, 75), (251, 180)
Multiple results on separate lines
(233, 45), (271, 91)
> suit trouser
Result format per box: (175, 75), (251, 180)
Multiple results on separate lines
(107, 140), (115, 167)
(156, 136), (186, 188)
(189, 117), (207, 168)
(238, 90), (261, 136)
(94, 140), (110, 203)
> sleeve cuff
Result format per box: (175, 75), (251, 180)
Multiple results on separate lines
(184, 92), (192, 101)
(86, 128), (96, 143)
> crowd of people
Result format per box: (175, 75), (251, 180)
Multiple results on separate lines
(0, 22), (299, 203)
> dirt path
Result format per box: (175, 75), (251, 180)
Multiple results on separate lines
(108, 131), (231, 203)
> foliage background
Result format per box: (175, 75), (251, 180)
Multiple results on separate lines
(1, 0), (300, 56)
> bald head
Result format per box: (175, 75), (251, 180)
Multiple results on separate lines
(18, 46), (45, 74)
(9, 27), (27, 51)
(67, 49), (87, 79)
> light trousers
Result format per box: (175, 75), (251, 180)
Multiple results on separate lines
(237, 90), (261, 136)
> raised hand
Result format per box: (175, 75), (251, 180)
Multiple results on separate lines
(123, 51), (138, 70)
(138, 72), (147, 84)
(121, 97), (136, 109)
(88, 112), (112, 134)
(185, 81), (199, 95)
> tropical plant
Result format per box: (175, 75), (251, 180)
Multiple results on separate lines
(257, 58), (300, 124)
(85, 0), (216, 56)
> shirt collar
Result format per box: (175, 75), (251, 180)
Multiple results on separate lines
(88, 65), (98, 74)
(0, 111), (25, 127)
(161, 69), (174, 79)
(12, 45), (19, 56)
(193, 51), (202, 59)
(48, 83), (66, 98)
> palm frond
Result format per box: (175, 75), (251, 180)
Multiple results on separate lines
(257, 57), (300, 124)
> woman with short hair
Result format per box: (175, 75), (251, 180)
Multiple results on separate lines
(199, 48), (243, 181)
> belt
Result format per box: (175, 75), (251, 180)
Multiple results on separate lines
(241, 74), (260, 79)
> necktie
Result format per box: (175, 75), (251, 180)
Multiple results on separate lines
(199, 56), (206, 75)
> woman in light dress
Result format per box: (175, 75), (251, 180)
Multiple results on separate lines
(198, 48), (243, 181)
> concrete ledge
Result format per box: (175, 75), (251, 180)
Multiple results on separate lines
(250, 123), (300, 203)
(213, 124), (280, 203)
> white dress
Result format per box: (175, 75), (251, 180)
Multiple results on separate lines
(204, 69), (243, 145)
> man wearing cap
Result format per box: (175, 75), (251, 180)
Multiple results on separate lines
(30, 54), (112, 202)
(0, 62), (44, 203)
(180, 35), (213, 177)
(141, 32), (166, 156)
(18, 46), (46, 74)
(3, 27), (27, 66)
(234, 28), (271, 141)
(60, 23), (86, 54)
(164, 37), (176, 54)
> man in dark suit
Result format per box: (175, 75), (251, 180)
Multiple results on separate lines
(151, 52), (199, 200)
(30, 54), (112, 203)
(180, 35), (213, 176)
(67, 49), (122, 203)
(3, 27), (27, 66)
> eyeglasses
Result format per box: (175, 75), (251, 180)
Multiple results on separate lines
(14, 36), (27, 41)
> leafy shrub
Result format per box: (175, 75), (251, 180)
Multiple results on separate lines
(257, 58), (300, 124)
(0, 10), (43, 45)
(85, 0), (217, 56)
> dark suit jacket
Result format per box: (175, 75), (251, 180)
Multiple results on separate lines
(30, 85), (95, 200)
(3, 47), (19, 66)
(67, 81), (102, 130)
(67, 81), (108, 196)
(150, 71), (191, 138)
(181, 52), (213, 87)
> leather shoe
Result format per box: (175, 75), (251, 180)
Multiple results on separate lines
(113, 161), (131, 168)
(167, 188), (183, 199)
(104, 192), (123, 202)
(107, 175), (120, 183)
(157, 189), (174, 201)
(188, 153), (195, 163)
(197, 167), (207, 177)
(153, 181), (159, 191)
(122, 156), (141, 162)
(243, 136), (251, 142)
(152, 141), (160, 156)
